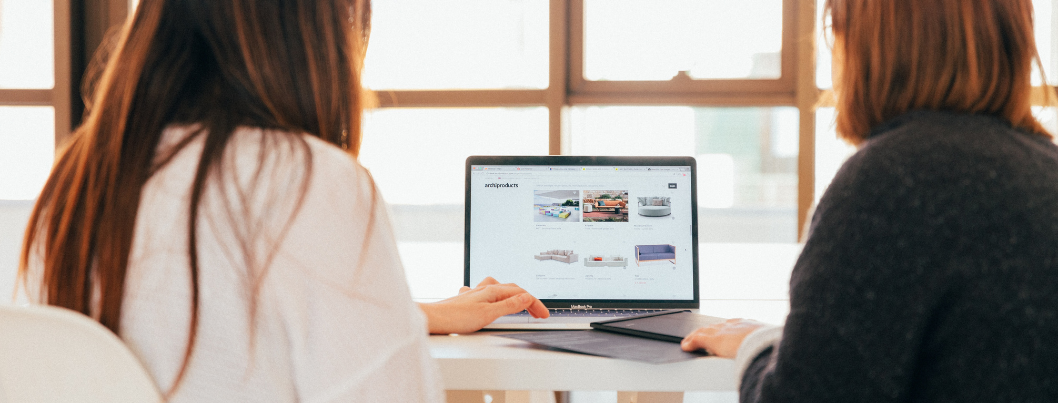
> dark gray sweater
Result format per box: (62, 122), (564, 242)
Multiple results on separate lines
(741, 110), (1058, 402)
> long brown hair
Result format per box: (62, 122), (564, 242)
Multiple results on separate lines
(825, 0), (1053, 144)
(19, 0), (371, 395)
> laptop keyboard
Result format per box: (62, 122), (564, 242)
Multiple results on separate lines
(506, 309), (665, 318)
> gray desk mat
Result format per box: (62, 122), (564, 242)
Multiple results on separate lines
(498, 330), (708, 364)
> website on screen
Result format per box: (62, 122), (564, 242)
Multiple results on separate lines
(468, 165), (695, 300)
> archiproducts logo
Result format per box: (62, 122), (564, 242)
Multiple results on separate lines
(484, 183), (519, 188)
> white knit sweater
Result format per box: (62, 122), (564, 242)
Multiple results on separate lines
(30, 126), (443, 402)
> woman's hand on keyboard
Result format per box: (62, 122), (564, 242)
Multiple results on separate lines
(418, 277), (550, 334)
(680, 318), (767, 358)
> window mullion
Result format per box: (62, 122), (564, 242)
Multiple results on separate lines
(54, 0), (73, 147)
(795, 0), (818, 239)
(0, 90), (52, 105)
(548, 0), (570, 156)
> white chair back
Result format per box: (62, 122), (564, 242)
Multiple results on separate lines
(0, 304), (163, 402)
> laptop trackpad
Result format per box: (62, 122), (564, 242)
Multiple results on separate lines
(491, 315), (531, 324)
(528, 317), (594, 323)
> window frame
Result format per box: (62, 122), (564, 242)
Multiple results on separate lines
(567, 0), (799, 96)
(71, 0), (1058, 241)
(34, 0), (1058, 239)
(6, 0), (824, 237)
(0, 0), (73, 148)
(373, 0), (821, 237)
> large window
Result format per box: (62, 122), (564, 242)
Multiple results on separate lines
(0, 0), (69, 200)
(357, 0), (813, 299)
(4, 0), (1058, 302)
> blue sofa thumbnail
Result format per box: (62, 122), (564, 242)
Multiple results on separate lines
(634, 244), (676, 266)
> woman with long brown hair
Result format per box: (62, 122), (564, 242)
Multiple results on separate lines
(683, 0), (1058, 401)
(18, 0), (546, 400)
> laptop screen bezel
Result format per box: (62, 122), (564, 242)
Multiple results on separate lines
(464, 155), (700, 310)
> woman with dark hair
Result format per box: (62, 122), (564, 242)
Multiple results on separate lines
(683, 0), (1058, 401)
(18, 0), (545, 400)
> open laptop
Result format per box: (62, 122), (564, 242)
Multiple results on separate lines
(465, 156), (700, 329)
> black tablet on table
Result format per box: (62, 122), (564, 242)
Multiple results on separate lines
(590, 310), (726, 343)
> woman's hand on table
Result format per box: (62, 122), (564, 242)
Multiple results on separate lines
(680, 318), (767, 358)
(418, 277), (550, 334)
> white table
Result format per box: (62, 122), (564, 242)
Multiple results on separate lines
(430, 331), (736, 391)
(425, 243), (802, 403)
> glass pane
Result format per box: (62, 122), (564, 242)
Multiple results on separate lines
(570, 106), (798, 243)
(363, 0), (549, 90)
(584, 0), (783, 81)
(359, 107), (548, 299)
(813, 108), (856, 204)
(0, 106), (54, 200)
(816, 0), (832, 89)
(1035, 0), (1058, 86)
(1034, 106), (1058, 135)
(819, 0), (1058, 88)
(0, 0), (54, 89)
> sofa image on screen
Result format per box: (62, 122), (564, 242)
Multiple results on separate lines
(634, 244), (676, 266)
(637, 197), (671, 217)
(581, 194), (630, 222)
(583, 255), (628, 267)
(538, 207), (572, 219)
(585, 198), (627, 213)
(534, 250), (578, 264)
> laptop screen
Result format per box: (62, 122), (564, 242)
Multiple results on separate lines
(465, 156), (698, 308)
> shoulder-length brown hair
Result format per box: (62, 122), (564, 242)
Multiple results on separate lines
(825, 0), (1054, 144)
(19, 0), (371, 395)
